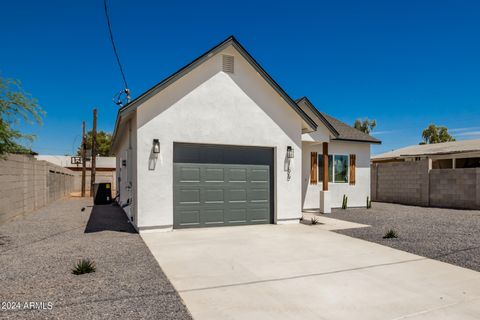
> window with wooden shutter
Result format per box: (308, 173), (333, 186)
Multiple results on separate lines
(310, 152), (318, 184)
(349, 154), (356, 185)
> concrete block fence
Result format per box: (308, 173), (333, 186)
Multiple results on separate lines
(0, 154), (75, 224)
(371, 159), (480, 209)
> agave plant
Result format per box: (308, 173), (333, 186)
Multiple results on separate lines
(383, 229), (398, 239)
(310, 217), (319, 225)
(72, 258), (96, 275)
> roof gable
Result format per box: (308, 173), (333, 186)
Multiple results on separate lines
(113, 36), (317, 139)
(296, 96), (381, 144)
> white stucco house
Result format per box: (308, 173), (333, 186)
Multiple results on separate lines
(111, 36), (380, 232)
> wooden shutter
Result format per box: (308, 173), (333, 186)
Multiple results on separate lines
(310, 152), (318, 184)
(349, 154), (356, 185)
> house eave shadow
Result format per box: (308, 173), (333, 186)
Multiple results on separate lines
(84, 203), (137, 234)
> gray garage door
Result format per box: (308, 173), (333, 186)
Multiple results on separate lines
(173, 144), (273, 229)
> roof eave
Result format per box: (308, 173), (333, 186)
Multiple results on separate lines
(333, 137), (382, 144)
(296, 97), (338, 137)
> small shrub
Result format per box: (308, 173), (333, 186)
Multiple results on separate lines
(72, 259), (96, 275)
(366, 197), (372, 209)
(383, 229), (398, 239)
(310, 217), (319, 225)
(341, 195), (348, 209)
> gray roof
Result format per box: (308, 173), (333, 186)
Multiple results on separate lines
(373, 139), (480, 160)
(296, 97), (381, 144)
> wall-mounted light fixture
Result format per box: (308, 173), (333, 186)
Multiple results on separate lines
(287, 146), (294, 159)
(152, 139), (160, 154)
(286, 146), (294, 181)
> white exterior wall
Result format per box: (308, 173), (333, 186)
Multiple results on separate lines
(135, 45), (303, 229)
(113, 115), (138, 226)
(302, 140), (371, 208)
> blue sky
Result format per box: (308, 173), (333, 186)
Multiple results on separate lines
(1, 0), (479, 155)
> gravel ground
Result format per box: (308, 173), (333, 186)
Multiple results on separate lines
(0, 198), (192, 320)
(327, 202), (480, 272)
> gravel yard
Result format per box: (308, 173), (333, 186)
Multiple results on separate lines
(0, 198), (192, 320)
(328, 202), (480, 272)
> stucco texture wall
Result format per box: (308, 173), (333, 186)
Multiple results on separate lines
(135, 45), (304, 229)
(302, 140), (371, 209)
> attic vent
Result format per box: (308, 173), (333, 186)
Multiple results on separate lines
(222, 55), (234, 73)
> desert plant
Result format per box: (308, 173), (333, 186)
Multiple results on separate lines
(72, 258), (96, 275)
(366, 196), (372, 209)
(383, 229), (398, 239)
(341, 195), (348, 209)
(310, 217), (319, 225)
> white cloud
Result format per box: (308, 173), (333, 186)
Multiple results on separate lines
(449, 126), (480, 133)
(455, 131), (480, 137)
(372, 130), (397, 135)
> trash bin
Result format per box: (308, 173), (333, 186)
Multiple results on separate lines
(93, 183), (112, 205)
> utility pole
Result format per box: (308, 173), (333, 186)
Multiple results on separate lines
(90, 108), (97, 197)
(81, 121), (86, 197)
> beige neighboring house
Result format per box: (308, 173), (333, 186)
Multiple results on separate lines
(372, 139), (480, 169)
(35, 155), (117, 194)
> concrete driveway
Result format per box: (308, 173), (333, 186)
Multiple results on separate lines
(142, 221), (480, 320)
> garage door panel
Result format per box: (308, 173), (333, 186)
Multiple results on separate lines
(202, 208), (224, 225)
(250, 168), (269, 182)
(248, 207), (270, 223)
(178, 167), (201, 183)
(227, 208), (247, 223)
(176, 209), (201, 226)
(228, 189), (247, 203)
(177, 188), (201, 205)
(249, 188), (269, 203)
(204, 189), (225, 204)
(204, 167), (225, 182)
(228, 168), (248, 182)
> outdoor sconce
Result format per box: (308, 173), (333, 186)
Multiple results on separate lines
(152, 139), (160, 154)
(287, 146), (294, 159)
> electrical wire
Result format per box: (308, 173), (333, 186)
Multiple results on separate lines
(103, 0), (130, 96)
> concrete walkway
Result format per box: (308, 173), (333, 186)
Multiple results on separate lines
(142, 223), (480, 320)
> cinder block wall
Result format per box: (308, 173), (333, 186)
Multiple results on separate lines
(429, 168), (479, 209)
(372, 160), (430, 206)
(0, 154), (75, 224)
(372, 160), (480, 209)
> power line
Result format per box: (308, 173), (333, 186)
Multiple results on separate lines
(103, 0), (130, 102)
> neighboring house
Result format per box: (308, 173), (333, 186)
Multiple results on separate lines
(35, 155), (117, 193)
(372, 139), (480, 169)
(110, 36), (380, 232)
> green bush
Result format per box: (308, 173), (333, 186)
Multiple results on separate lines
(72, 259), (96, 275)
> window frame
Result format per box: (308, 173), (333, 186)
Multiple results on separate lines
(318, 153), (350, 184)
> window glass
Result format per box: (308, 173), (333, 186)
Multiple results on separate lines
(318, 155), (333, 183)
(334, 155), (349, 183)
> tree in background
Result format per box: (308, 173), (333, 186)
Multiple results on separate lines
(354, 119), (376, 134)
(77, 130), (112, 156)
(420, 124), (455, 144)
(0, 76), (44, 155)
